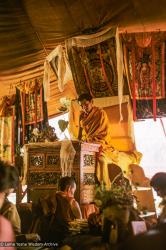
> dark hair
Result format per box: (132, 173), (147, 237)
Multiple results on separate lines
(59, 176), (75, 191)
(0, 160), (19, 192)
(8, 165), (19, 189)
(78, 93), (93, 102)
(150, 172), (166, 190)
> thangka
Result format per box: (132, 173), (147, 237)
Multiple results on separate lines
(123, 33), (165, 120)
(66, 38), (118, 98)
(15, 78), (48, 145)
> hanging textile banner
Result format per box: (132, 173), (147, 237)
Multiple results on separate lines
(16, 77), (44, 125)
(123, 33), (165, 120)
(66, 27), (118, 98)
(124, 35), (165, 100)
(16, 77), (48, 145)
(0, 95), (15, 163)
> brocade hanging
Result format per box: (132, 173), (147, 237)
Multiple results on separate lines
(15, 78), (48, 145)
(0, 95), (15, 117)
(66, 38), (118, 98)
(0, 95), (15, 163)
(123, 33), (165, 120)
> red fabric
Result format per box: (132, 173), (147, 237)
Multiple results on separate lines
(161, 43), (165, 97)
(80, 204), (99, 219)
(99, 44), (114, 95)
(152, 41), (156, 120)
(20, 92), (25, 144)
(11, 108), (15, 163)
(34, 88), (38, 127)
(131, 46), (137, 121)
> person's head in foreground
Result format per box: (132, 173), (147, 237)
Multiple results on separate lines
(150, 172), (166, 197)
(0, 160), (19, 202)
(78, 93), (93, 114)
(59, 176), (76, 198)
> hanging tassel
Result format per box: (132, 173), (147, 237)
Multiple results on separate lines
(11, 107), (15, 163)
(161, 42), (165, 97)
(34, 81), (38, 128)
(20, 92), (25, 144)
(40, 87), (44, 121)
(99, 44), (114, 96)
(152, 40), (157, 121)
(81, 48), (94, 97)
(131, 46), (137, 121)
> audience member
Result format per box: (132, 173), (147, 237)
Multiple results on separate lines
(150, 172), (166, 222)
(0, 165), (20, 235)
(0, 160), (17, 249)
(35, 176), (82, 245)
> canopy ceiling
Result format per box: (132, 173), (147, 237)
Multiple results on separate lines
(1, 0), (166, 114)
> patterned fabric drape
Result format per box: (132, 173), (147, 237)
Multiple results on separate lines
(0, 95), (15, 117)
(0, 114), (14, 163)
(66, 38), (118, 98)
(15, 78), (48, 145)
(0, 95), (15, 163)
(123, 33), (165, 120)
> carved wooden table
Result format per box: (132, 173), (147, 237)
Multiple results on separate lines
(23, 141), (100, 204)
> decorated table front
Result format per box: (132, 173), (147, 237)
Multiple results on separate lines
(23, 141), (100, 205)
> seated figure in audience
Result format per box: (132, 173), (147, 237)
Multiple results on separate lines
(119, 172), (166, 250)
(36, 176), (82, 244)
(0, 162), (40, 244)
(0, 165), (21, 235)
(0, 160), (17, 247)
(150, 172), (166, 223)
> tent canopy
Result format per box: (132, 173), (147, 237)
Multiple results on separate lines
(0, 0), (166, 112)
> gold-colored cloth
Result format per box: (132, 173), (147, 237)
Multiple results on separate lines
(0, 95), (15, 117)
(80, 107), (112, 150)
(80, 106), (142, 189)
(80, 107), (115, 189)
(16, 78), (42, 93)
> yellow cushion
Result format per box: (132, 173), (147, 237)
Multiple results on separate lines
(111, 137), (135, 152)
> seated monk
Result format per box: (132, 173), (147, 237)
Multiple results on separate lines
(34, 176), (82, 245)
(78, 93), (114, 189)
(77, 93), (142, 189)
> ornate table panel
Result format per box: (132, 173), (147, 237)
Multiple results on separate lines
(24, 141), (100, 204)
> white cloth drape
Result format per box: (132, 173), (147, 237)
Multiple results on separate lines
(43, 45), (73, 101)
(116, 28), (125, 121)
(66, 27), (116, 48)
(60, 140), (76, 177)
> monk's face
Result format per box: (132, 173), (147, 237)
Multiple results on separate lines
(67, 182), (76, 197)
(154, 187), (166, 198)
(79, 99), (93, 114)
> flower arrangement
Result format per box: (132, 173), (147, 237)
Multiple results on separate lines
(30, 124), (58, 142)
(58, 97), (71, 112)
(94, 182), (135, 210)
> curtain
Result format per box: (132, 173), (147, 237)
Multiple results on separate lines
(0, 115), (14, 163)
